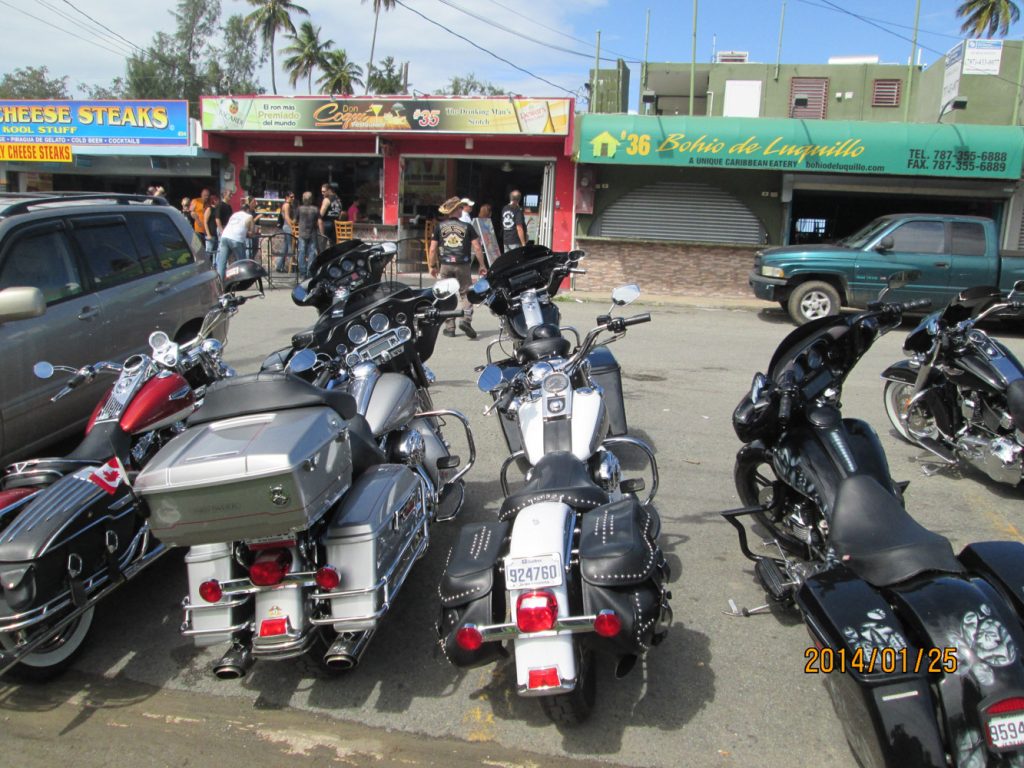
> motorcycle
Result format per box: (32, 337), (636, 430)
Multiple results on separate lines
(134, 251), (476, 679)
(437, 285), (672, 725)
(0, 259), (266, 679)
(723, 274), (1024, 767)
(881, 282), (1024, 486)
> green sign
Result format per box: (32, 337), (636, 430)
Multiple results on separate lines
(578, 115), (1024, 179)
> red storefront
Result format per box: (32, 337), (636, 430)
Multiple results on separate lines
(200, 96), (576, 252)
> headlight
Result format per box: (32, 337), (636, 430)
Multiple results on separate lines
(761, 266), (785, 278)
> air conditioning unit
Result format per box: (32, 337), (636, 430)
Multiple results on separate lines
(716, 51), (749, 63)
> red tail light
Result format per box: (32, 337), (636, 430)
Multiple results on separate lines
(198, 579), (222, 603)
(528, 667), (561, 689)
(516, 590), (558, 633)
(315, 566), (340, 590)
(987, 697), (1024, 715)
(249, 549), (292, 587)
(593, 610), (621, 637)
(259, 618), (288, 637)
(455, 625), (483, 651)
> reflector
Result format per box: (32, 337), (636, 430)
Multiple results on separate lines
(198, 579), (222, 604)
(593, 610), (621, 637)
(455, 625), (483, 652)
(259, 618), (288, 637)
(315, 566), (340, 590)
(528, 667), (561, 689)
(987, 697), (1024, 715)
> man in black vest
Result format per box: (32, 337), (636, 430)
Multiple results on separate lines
(500, 189), (527, 252)
(428, 196), (487, 338)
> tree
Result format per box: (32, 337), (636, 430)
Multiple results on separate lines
(317, 50), (364, 94)
(441, 73), (505, 96)
(0, 66), (70, 99)
(282, 20), (333, 94)
(245, 0), (309, 95)
(367, 56), (405, 94)
(80, 79), (128, 100)
(956, 0), (1021, 36)
(217, 14), (266, 94)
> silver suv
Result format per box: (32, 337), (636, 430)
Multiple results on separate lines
(0, 193), (223, 464)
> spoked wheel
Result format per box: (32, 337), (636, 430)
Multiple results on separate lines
(734, 446), (809, 557)
(0, 606), (95, 682)
(538, 643), (596, 726)
(882, 380), (931, 444)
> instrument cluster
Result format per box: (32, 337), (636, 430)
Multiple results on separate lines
(324, 255), (372, 292)
(336, 308), (413, 369)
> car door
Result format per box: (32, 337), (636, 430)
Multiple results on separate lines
(948, 220), (995, 291)
(0, 220), (106, 461)
(129, 211), (205, 338)
(873, 219), (951, 305)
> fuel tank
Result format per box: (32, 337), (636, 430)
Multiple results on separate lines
(120, 372), (196, 435)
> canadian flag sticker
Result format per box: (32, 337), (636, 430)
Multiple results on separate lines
(87, 457), (127, 494)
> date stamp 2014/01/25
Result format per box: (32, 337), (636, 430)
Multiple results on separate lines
(804, 646), (958, 674)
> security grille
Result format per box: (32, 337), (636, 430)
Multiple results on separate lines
(591, 181), (765, 245)
(871, 79), (902, 107)
(789, 77), (828, 119)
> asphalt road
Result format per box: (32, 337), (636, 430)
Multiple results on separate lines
(5, 284), (1024, 767)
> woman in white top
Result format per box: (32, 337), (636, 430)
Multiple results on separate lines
(215, 208), (254, 279)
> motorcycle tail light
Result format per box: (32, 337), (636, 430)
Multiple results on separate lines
(198, 579), (222, 604)
(315, 566), (340, 590)
(455, 625), (483, 652)
(259, 618), (288, 637)
(987, 697), (1024, 715)
(528, 667), (561, 690)
(249, 549), (292, 587)
(593, 610), (621, 638)
(516, 591), (558, 633)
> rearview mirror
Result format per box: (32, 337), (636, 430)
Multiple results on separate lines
(875, 235), (895, 253)
(33, 361), (54, 379)
(287, 348), (317, 374)
(750, 372), (768, 405)
(1009, 280), (1024, 301)
(568, 249), (586, 262)
(477, 364), (504, 393)
(291, 284), (310, 306)
(611, 284), (641, 306)
(432, 278), (460, 300)
(0, 287), (45, 323)
(468, 278), (490, 304)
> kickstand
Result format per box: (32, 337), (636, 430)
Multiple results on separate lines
(723, 598), (771, 618)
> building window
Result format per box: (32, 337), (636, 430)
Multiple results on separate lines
(872, 79), (902, 107)
(789, 77), (828, 119)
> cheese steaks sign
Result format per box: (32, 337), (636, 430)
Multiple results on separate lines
(0, 100), (188, 146)
(579, 114), (1024, 180)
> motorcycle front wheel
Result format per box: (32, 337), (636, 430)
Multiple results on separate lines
(734, 446), (809, 557)
(882, 380), (918, 443)
(0, 605), (95, 681)
(538, 643), (596, 726)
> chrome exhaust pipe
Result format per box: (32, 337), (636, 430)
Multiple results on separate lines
(213, 643), (254, 679)
(323, 630), (375, 671)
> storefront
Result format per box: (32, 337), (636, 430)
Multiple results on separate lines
(574, 114), (1024, 295)
(0, 100), (218, 201)
(199, 96), (576, 255)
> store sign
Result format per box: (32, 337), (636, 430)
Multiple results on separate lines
(964, 39), (1003, 75)
(0, 100), (188, 145)
(578, 115), (1024, 179)
(0, 143), (72, 163)
(942, 42), (963, 113)
(201, 97), (571, 136)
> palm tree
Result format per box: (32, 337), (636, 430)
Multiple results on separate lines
(362, 0), (396, 10)
(282, 21), (333, 94)
(245, 0), (310, 94)
(361, 0), (397, 94)
(318, 50), (364, 95)
(956, 0), (1020, 37)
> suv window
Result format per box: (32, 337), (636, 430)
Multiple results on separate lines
(136, 213), (196, 270)
(889, 221), (946, 254)
(70, 217), (156, 289)
(951, 221), (987, 257)
(0, 229), (84, 304)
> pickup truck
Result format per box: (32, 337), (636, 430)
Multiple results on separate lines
(749, 213), (1024, 324)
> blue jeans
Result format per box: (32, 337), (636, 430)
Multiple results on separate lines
(205, 236), (218, 263)
(297, 236), (316, 278)
(216, 236), (247, 279)
(275, 224), (292, 271)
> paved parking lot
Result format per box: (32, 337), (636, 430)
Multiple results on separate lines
(4, 285), (1024, 767)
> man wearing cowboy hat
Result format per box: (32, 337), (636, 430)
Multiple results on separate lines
(429, 195), (487, 338)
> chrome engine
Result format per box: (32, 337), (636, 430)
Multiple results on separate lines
(956, 434), (1024, 485)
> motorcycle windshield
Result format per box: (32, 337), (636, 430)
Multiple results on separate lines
(939, 285), (1002, 325)
(307, 239), (366, 278)
(767, 313), (879, 393)
(487, 244), (554, 277)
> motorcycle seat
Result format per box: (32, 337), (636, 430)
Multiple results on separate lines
(1007, 379), (1024, 431)
(830, 474), (963, 587)
(499, 451), (608, 520)
(2, 421), (131, 490)
(187, 372), (357, 426)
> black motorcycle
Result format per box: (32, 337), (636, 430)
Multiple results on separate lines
(881, 283), (1024, 486)
(723, 277), (1024, 768)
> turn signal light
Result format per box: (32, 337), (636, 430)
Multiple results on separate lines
(259, 618), (288, 637)
(593, 610), (622, 638)
(516, 590), (558, 633)
(249, 548), (292, 587)
(198, 579), (222, 603)
(528, 667), (561, 690)
(315, 566), (340, 590)
(455, 625), (483, 651)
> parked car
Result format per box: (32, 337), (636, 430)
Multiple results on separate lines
(749, 213), (1024, 324)
(0, 192), (223, 464)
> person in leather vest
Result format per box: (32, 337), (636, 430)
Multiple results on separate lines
(428, 196), (487, 338)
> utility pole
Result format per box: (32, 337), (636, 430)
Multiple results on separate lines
(904, 0), (921, 121)
(592, 30), (601, 113)
(365, 3), (382, 95)
(641, 9), (651, 114)
(689, 0), (698, 116)
(775, 0), (787, 81)
(1014, 40), (1024, 124)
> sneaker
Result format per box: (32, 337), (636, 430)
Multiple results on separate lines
(458, 320), (477, 339)
(442, 328), (456, 337)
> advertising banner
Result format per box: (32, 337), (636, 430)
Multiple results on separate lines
(0, 143), (72, 162)
(201, 96), (571, 136)
(578, 114), (1024, 180)
(0, 100), (188, 145)
(964, 39), (1003, 74)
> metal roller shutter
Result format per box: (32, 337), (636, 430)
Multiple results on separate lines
(592, 181), (766, 244)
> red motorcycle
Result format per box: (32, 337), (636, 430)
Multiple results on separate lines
(0, 260), (265, 680)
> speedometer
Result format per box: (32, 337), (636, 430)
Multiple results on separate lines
(369, 313), (390, 333)
(328, 265), (343, 279)
(341, 259), (354, 272)
(348, 324), (368, 344)
(543, 372), (570, 394)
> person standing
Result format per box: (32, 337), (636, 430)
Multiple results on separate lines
(190, 188), (210, 249)
(428, 196), (487, 339)
(295, 191), (321, 279)
(276, 192), (296, 272)
(180, 197), (193, 227)
(215, 205), (255, 280)
(458, 197), (474, 224)
(319, 184), (343, 245)
(203, 192), (221, 262)
(500, 189), (527, 252)
(347, 197), (362, 223)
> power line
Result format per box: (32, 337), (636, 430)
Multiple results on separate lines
(35, 0), (138, 58)
(482, 0), (639, 60)
(795, 0), (961, 41)
(394, 0), (578, 96)
(0, 0), (130, 59)
(58, 0), (148, 55)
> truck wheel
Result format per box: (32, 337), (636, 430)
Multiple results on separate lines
(788, 281), (840, 325)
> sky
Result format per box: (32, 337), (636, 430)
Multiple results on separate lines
(5, 0), (1023, 110)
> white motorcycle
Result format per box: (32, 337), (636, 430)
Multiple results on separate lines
(437, 286), (672, 725)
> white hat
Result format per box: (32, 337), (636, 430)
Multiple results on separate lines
(459, 197), (475, 207)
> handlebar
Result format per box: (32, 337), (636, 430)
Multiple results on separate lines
(777, 371), (797, 424)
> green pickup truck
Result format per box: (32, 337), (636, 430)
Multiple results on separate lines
(749, 213), (1024, 324)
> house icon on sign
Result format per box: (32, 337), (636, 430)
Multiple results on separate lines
(590, 131), (620, 158)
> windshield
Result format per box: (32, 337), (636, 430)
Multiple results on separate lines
(839, 217), (892, 249)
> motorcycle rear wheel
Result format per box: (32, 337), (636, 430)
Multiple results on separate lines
(538, 644), (596, 727)
(734, 446), (809, 557)
(1, 606), (95, 681)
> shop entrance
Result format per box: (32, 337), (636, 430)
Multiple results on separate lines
(246, 155), (383, 221)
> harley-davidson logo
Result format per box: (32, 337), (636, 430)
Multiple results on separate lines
(268, 606), (283, 618)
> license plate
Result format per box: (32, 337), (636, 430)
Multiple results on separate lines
(988, 714), (1024, 750)
(505, 554), (562, 590)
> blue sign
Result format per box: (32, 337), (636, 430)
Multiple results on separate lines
(0, 100), (189, 146)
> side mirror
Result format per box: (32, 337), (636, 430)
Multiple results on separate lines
(379, 242), (398, 257)
(1009, 280), (1024, 301)
(750, 372), (769, 405)
(568, 249), (586, 262)
(291, 284), (310, 306)
(611, 284), (641, 307)
(875, 235), (895, 253)
(0, 287), (45, 322)
(287, 348), (317, 374)
(33, 361), (55, 379)
(432, 277), (461, 300)
(477, 363), (505, 393)
(468, 278), (490, 304)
